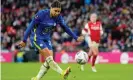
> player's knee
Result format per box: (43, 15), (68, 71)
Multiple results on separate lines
(93, 52), (98, 56)
(39, 48), (52, 58)
(41, 64), (50, 70)
(42, 61), (50, 69)
(45, 56), (54, 64)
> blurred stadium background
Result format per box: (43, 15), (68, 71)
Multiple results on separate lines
(1, 0), (133, 80)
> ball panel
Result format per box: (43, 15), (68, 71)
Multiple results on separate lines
(75, 50), (88, 64)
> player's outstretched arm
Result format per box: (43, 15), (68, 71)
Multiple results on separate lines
(18, 11), (42, 48)
(58, 16), (84, 42)
(23, 20), (35, 42)
(60, 23), (77, 39)
(82, 23), (90, 36)
(77, 36), (84, 42)
(18, 41), (26, 48)
(18, 20), (35, 48)
(60, 23), (84, 42)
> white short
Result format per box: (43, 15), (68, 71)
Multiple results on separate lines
(85, 35), (99, 48)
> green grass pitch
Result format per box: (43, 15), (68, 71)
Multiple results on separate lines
(1, 63), (133, 80)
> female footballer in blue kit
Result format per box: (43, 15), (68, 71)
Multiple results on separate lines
(18, 0), (84, 80)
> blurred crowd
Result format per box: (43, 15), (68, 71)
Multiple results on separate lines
(1, 0), (133, 52)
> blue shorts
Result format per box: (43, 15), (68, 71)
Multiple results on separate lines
(30, 39), (53, 51)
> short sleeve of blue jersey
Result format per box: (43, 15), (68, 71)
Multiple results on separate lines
(56, 15), (78, 40)
(23, 10), (43, 42)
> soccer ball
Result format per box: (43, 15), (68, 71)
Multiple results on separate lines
(75, 50), (88, 65)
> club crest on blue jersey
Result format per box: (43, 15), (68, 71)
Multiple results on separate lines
(35, 15), (39, 19)
(40, 44), (43, 46)
(54, 23), (56, 26)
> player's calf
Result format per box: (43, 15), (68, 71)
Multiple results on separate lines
(46, 56), (64, 74)
(36, 62), (50, 80)
(32, 61), (50, 80)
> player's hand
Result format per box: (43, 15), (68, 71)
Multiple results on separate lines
(77, 36), (84, 42)
(18, 41), (26, 48)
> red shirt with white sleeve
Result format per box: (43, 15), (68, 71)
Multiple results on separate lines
(82, 21), (103, 43)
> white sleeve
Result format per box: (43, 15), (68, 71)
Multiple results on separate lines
(100, 24), (103, 35)
(85, 35), (91, 45)
(82, 23), (90, 35)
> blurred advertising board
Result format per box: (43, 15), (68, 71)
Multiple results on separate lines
(55, 52), (133, 64)
(0, 51), (13, 62)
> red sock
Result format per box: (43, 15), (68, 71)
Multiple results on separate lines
(92, 55), (97, 67)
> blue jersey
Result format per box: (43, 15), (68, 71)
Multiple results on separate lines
(23, 9), (78, 42)
(23, 9), (78, 50)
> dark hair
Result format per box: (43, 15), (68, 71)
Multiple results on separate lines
(51, 0), (61, 8)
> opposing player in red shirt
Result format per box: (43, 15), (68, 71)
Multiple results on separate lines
(81, 13), (103, 72)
